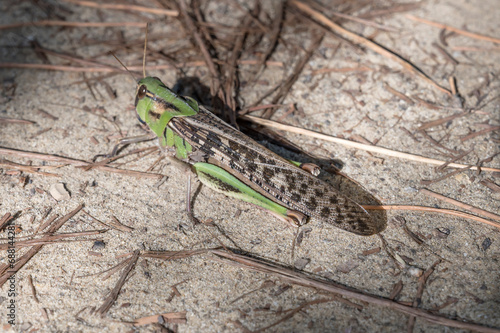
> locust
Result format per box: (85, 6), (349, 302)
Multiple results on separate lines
(131, 76), (385, 236)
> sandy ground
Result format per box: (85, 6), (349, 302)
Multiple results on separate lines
(0, 0), (499, 332)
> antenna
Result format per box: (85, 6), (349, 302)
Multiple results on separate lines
(143, 22), (149, 78)
(112, 53), (136, 82)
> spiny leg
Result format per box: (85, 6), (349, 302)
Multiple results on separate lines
(184, 168), (243, 250)
(186, 173), (201, 226)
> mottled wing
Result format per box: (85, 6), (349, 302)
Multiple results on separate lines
(169, 106), (382, 235)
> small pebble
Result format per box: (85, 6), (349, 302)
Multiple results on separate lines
(294, 258), (310, 270)
(49, 183), (70, 201)
(407, 266), (424, 277)
(432, 228), (450, 239)
(91, 241), (106, 251)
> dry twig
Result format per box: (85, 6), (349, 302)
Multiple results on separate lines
(96, 250), (139, 316)
(0, 147), (163, 179)
(419, 189), (500, 222)
(364, 205), (500, 230)
(62, 0), (178, 16)
(242, 116), (500, 172)
(406, 15), (500, 44)
(0, 20), (146, 30)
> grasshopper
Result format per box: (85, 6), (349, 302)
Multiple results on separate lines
(132, 76), (385, 236)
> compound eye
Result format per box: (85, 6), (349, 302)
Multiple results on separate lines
(137, 85), (147, 99)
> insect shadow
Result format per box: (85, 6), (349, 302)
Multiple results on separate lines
(173, 76), (387, 232)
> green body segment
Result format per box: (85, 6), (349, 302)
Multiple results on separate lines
(135, 77), (195, 159)
(173, 134), (192, 159)
(165, 127), (175, 147)
(193, 163), (289, 218)
(135, 77), (198, 139)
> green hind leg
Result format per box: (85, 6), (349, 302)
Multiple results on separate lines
(192, 162), (306, 226)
